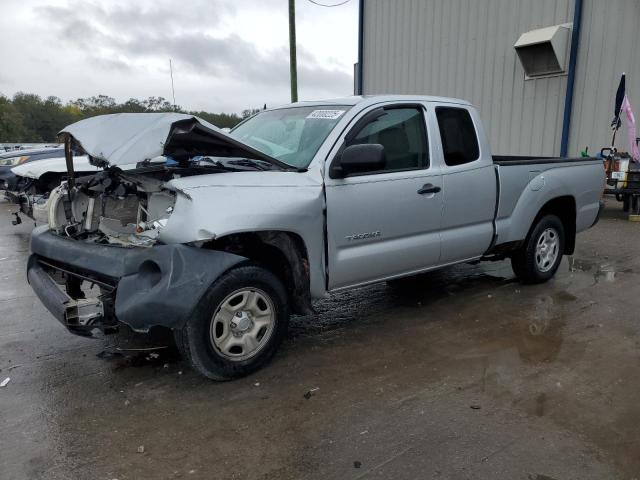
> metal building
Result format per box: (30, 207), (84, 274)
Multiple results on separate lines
(356, 0), (640, 157)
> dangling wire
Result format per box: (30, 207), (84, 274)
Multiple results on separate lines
(306, 0), (351, 7)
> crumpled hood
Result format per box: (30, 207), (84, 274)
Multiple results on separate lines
(59, 112), (284, 168)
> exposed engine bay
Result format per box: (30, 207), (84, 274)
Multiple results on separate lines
(48, 167), (178, 247)
(16, 112), (289, 245)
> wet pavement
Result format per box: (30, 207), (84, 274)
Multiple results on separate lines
(1, 197), (639, 479)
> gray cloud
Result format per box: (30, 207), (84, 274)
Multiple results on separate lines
(0, 0), (356, 112)
(37, 0), (351, 99)
(40, 1), (235, 36)
(89, 57), (134, 73)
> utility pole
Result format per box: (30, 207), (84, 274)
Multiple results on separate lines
(288, 0), (298, 102)
(169, 59), (177, 111)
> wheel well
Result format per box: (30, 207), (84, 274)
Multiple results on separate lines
(202, 231), (312, 315)
(534, 196), (576, 254)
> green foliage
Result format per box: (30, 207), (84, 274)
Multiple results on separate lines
(189, 111), (243, 129)
(241, 108), (263, 119)
(0, 92), (248, 142)
(0, 95), (27, 142)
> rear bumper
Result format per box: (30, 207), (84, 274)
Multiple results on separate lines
(28, 227), (245, 334)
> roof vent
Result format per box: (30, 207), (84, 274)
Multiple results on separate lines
(514, 24), (572, 78)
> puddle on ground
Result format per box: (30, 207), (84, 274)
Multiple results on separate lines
(553, 291), (577, 303)
(567, 257), (596, 272)
(447, 295), (567, 367)
(567, 256), (633, 284)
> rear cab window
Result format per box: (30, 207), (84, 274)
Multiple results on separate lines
(435, 107), (480, 166)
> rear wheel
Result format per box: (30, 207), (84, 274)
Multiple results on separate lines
(511, 215), (565, 284)
(175, 264), (289, 380)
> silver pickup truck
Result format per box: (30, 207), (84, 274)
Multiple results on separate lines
(27, 95), (605, 379)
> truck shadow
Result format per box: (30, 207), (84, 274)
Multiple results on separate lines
(289, 262), (516, 339)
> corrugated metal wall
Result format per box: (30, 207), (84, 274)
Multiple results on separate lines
(362, 0), (640, 157)
(569, 0), (640, 156)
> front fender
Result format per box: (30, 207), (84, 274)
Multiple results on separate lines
(157, 174), (327, 298)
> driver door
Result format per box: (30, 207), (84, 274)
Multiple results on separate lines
(325, 104), (443, 290)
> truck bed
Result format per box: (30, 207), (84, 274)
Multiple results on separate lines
(491, 155), (605, 249)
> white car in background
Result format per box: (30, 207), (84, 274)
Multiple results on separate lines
(9, 156), (99, 223)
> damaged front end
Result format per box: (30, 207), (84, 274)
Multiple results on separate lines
(47, 168), (177, 247)
(28, 165), (248, 336)
(26, 112), (284, 336)
(28, 165), (246, 336)
(27, 166), (182, 335)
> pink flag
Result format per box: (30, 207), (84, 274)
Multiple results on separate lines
(621, 94), (640, 162)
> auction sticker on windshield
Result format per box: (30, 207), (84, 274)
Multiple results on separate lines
(306, 110), (345, 120)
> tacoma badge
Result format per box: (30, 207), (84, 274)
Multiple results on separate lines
(345, 231), (381, 241)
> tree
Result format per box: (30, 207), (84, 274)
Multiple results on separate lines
(142, 96), (177, 112)
(241, 108), (261, 119)
(70, 95), (117, 116)
(0, 95), (27, 142)
(192, 111), (243, 129)
(0, 92), (248, 142)
(120, 98), (147, 113)
(12, 92), (48, 141)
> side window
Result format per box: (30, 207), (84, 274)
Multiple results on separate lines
(435, 107), (480, 166)
(349, 107), (428, 172)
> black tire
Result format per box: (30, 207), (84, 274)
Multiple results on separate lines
(511, 214), (565, 284)
(175, 263), (289, 380)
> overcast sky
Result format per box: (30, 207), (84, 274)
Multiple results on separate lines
(0, 0), (358, 113)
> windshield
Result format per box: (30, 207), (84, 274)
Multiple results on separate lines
(230, 105), (350, 169)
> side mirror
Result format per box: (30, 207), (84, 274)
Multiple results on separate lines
(332, 144), (386, 178)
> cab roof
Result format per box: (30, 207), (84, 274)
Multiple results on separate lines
(270, 95), (472, 110)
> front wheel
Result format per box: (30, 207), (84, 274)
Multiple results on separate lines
(175, 264), (289, 380)
(511, 215), (565, 284)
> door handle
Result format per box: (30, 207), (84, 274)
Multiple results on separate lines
(417, 183), (441, 195)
